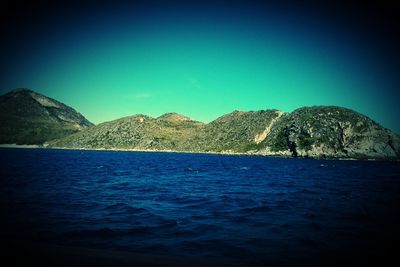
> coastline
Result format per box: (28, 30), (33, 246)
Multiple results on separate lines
(0, 144), (41, 148)
(2, 143), (397, 161)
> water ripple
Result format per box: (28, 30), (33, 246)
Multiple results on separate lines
(1, 148), (399, 265)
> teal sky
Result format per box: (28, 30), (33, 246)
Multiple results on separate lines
(1, 2), (399, 132)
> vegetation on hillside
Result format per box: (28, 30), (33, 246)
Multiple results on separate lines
(0, 89), (93, 144)
(263, 106), (399, 159)
(1, 89), (399, 159)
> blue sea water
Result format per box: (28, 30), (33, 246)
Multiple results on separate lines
(0, 148), (399, 266)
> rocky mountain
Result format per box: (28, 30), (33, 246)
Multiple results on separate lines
(196, 110), (284, 152)
(49, 114), (205, 151)
(49, 105), (400, 160)
(48, 110), (283, 153)
(0, 88), (93, 144)
(262, 106), (400, 159)
(2, 88), (397, 159)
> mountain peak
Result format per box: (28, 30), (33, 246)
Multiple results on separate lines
(0, 88), (93, 145)
(8, 88), (66, 109)
(158, 112), (192, 122)
(11, 88), (33, 93)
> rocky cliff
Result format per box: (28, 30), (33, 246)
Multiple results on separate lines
(0, 89), (93, 144)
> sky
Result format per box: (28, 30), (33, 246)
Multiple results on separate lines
(1, 0), (399, 132)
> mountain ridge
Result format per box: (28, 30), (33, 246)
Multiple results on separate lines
(0, 88), (93, 144)
(49, 106), (400, 160)
(1, 89), (398, 159)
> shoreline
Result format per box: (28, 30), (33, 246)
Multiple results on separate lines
(1, 143), (398, 161)
(0, 143), (41, 148)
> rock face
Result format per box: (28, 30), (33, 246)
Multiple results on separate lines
(262, 106), (400, 159)
(0, 89), (93, 144)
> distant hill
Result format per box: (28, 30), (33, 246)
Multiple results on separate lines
(0, 89), (93, 144)
(1, 88), (398, 159)
(157, 112), (192, 122)
(49, 114), (204, 151)
(48, 110), (283, 153)
(49, 105), (399, 159)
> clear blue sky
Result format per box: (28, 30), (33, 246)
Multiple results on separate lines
(1, 1), (399, 132)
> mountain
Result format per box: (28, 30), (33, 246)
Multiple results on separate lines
(49, 114), (204, 151)
(197, 110), (284, 152)
(2, 88), (397, 159)
(0, 88), (93, 144)
(262, 106), (400, 159)
(49, 105), (400, 159)
(48, 110), (284, 153)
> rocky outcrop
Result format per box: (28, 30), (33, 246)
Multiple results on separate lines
(262, 106), (399, 159)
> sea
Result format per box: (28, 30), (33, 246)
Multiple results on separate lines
(0, 148), (399, 266)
